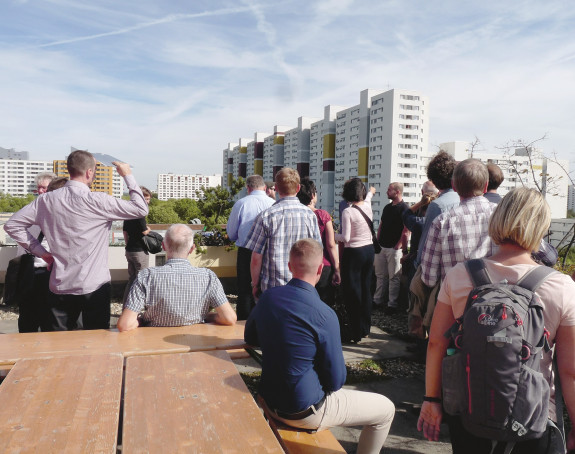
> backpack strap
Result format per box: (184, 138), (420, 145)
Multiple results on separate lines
(464, 258), (492, 287)
(516, 265), (555, 292)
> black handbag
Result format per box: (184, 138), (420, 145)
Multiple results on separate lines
(142, 231), (163, 254)
(351, 205), (382, 254)
(3, 233), (44, 306)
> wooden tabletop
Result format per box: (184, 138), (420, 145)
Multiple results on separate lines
(0, 354), (123, 453)
(122, 350), (283, 454)
(0, 321), (247, 366)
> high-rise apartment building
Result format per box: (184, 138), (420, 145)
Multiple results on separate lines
(284, 117), (319, 179)
(440, 141), (569, 218)
(157, 173), (222, 201)
(568, 185), (575, 213)
(54, 160), (124, 198)
(221, 88), (429, 225)
(0, 159), (53, 196)
(262, 126), (291, 182)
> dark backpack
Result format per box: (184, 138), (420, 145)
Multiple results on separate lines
(442, 259), (556, 442)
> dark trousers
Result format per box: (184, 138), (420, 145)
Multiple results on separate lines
(446, 415), (561, 454)
(18, 268), (51, 333)
(341, 245), (375, 341)
(236, 247), (255, 320)
(45, 283), (111, 331)
(316, 265), (334, 306)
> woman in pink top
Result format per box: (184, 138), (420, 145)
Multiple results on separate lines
(335, 178), (376, 343)
(418, 188), (575, 453)
(297, 178), (340, 305)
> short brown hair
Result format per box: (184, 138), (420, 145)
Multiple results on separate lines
(67, 150), (96, 178)
(275, 167), (300, 196)
(140, 186), (152, 198)
(489, 188), (550, 252)
(47, 177), (68, 192)
(289, 239), (323, 277)
(452, 159), (488, 198)
(487, 163), (504, 191)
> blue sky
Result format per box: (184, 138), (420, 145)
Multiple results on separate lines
(1, 0), (574, 189)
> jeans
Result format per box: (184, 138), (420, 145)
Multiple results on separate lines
(374, 247), (403, 308)
(274, 388), (395, 454)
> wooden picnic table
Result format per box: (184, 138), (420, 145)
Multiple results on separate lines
(0, 354), (123, 453)
(122, 350), (283, 453)
(0, 321), (247, 366)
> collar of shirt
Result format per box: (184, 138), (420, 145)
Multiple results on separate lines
(278, 196), (300, 204)
(65, 179), (91, 192)
(287, 278), (317, 293)
(250, 190), (268, 197)
(165, 258), (192, 266)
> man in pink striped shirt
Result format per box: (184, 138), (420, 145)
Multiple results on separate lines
(5, 150), (148, 331)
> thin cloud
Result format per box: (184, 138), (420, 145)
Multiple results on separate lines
(36, 6), (253, 48)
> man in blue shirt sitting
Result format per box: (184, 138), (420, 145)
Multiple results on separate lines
(245, 239), (395, 454)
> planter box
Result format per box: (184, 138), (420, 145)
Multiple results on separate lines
(189, 247), (237, 278)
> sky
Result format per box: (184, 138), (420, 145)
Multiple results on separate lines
(1, 0), (574, 189)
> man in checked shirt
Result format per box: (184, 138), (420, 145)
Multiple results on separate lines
(117, 224), (237, 331)
(419, 158), (498, 289)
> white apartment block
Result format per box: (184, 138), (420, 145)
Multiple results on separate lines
(157, 173), (222, 201)
(262, 126), (291, 182)
(284, 117), (319, 177)
(246, 133), (269, 179)
(568, 185), (575, 212)
(309, 105), (344, 211)
(0, 159), (53, 196)
(440, 141), (570, 218)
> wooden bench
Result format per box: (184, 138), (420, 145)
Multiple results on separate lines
(256, 396), (346, 454)
(0, 321), (248, 365)
(122, 350), (284, 453)
(0, 354), (123, 453)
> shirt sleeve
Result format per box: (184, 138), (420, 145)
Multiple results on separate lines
(93, 175), (149, 221)
(4, 199), (48, 258)
(125, 270), (149, 313)
(420, 217), (442, 287)
(226, 203), (241, 242)
(206, 271), (228, 308)
(334, 208), (351, 243)
(315, 310), (347, 392)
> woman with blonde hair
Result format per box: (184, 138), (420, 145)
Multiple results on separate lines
(418, 187), (575, 453)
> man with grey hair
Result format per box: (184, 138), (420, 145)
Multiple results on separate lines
(117, 224), (237, 331)
(420, 158), (497, 288)
(35, 172), (57, 195)
(226, 175), (275, 319)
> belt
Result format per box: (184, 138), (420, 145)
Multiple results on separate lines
(273, 395), (326, 420)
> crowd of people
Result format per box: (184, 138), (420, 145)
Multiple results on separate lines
(4, 148), (575, 454)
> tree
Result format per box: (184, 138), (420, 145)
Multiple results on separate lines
(147, 205), (181, 224)
(0, 193), (35, 212)
(173, 198), (201, 224)
(195, 178), (245, 229)
(493, 135), (574, 267)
